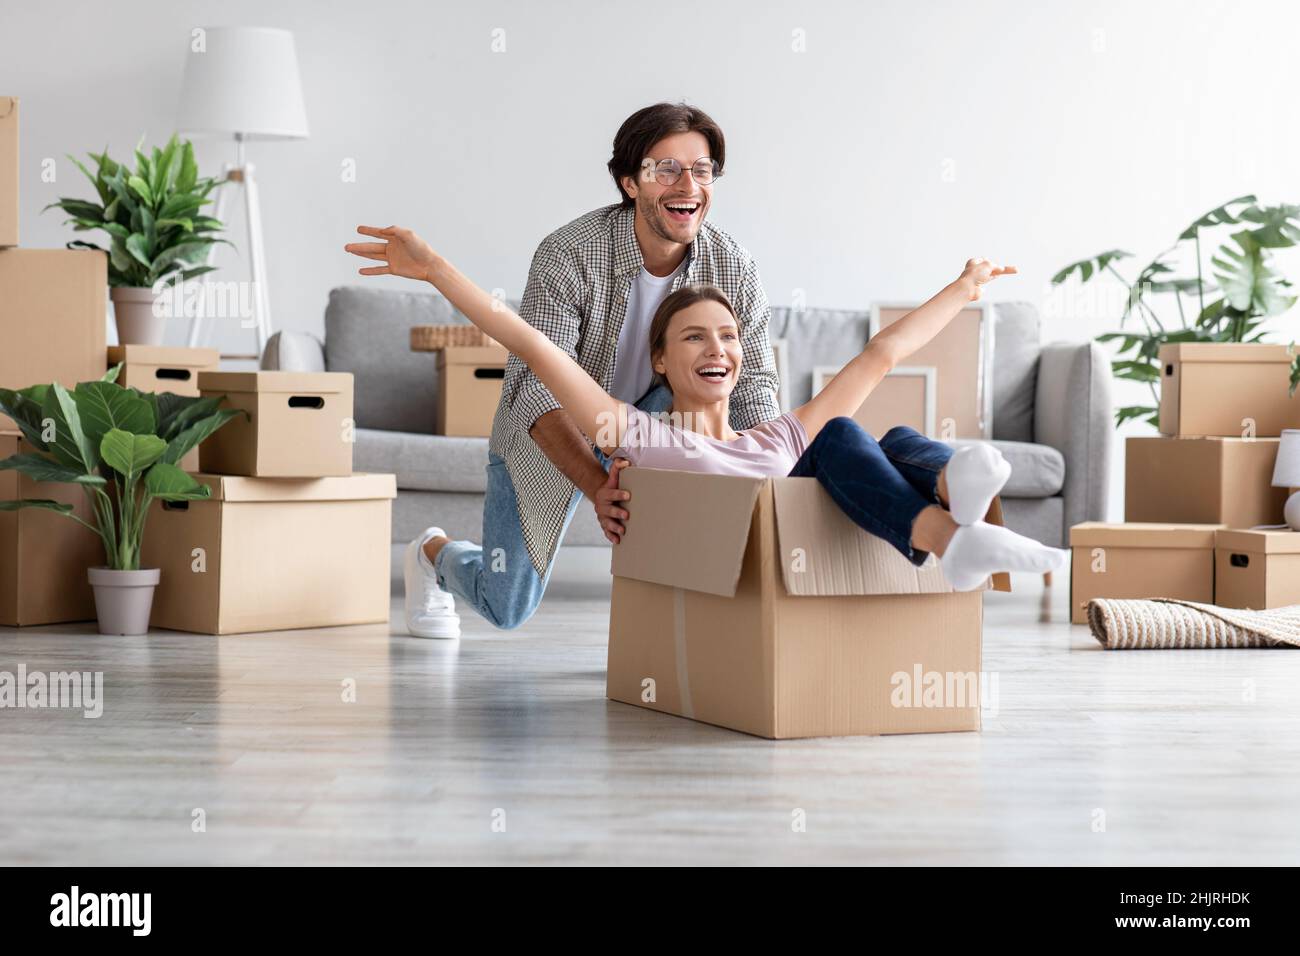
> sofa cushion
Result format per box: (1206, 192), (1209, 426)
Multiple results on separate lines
(355, 428), (490, 493)
(991, 301), (1040, 444)
(324, 286), (467, 434)
(951, 438), (1064, 498)
(771, 306), (872, 407)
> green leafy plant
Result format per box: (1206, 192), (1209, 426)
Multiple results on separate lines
(1052, 195), (1300, 427)
(43, 133), (230, 288)
(0, 365), (245, 570)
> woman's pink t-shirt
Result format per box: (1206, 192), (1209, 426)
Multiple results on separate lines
(614, 408), (809, 478)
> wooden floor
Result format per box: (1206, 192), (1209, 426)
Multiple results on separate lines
(2, 577), (1299, 866)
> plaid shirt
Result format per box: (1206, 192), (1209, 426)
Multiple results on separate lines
(489, 203), (781, 575)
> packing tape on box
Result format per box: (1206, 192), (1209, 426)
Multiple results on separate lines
(673, 587), (694, 719)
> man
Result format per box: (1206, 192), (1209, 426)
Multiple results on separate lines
(405, 102), (781, 637)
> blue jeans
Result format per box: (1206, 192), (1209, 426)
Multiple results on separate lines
(788, 418), (953, 566)
(435, 384), (674, 629)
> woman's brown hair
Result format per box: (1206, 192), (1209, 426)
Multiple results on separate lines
(647, 285), (738, 390)
(608, 102), (726, 208)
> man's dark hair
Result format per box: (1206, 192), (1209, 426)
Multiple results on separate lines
(607, 103), (726, 208)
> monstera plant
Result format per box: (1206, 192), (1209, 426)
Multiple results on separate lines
(1052, 195), (1300, 428)
(0, 365), (244, 634)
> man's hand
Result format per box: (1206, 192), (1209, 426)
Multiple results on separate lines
(593, 458), (631, 544)
(957, 257), (1017, 301)
(346, 225), (441, 282)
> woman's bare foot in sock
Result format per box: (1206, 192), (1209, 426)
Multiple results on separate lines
(939, 521), (1068, 591)
(941, 444), (1011, 525)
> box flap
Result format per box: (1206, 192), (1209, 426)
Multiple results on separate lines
(198, 371), (352, 394)
(437, 345), (509, 366)
(611, 467), (764, 597)
(108, 345), (220, 369)
(1215, 528), (1300, 554)
(1070, 521), (1223, 549)
(771, 477), (970, 595)
(1159, 342), (1294, 364)
(192, 472), (396, 502)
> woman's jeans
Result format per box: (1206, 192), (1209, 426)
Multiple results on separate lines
(788, 418), (954, 566)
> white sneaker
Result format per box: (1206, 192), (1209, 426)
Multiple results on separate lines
(404, 526), (461, 639)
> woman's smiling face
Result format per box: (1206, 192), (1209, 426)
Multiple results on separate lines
(652, 299), (743, 404)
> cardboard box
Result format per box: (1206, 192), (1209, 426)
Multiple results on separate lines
(607, 468), (1010, 739)
(1214, 529), (1300, 610)
(198, 371), (354, 477)
(0, 248), (107, 430)
(435, 345), (507, 437)
(1125, 436), (1286, 527)
(0, 97), (15, 247)
(141, 472), (395, 634)
(108, 345), (219, 396)
(1068, 522), (1220, 625)
(0, 431), (103, 626)
(1159, 343), (1299, 438)
(109, 345), (220, 471)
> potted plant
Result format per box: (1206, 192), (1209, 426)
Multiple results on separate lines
(43, 134), (231, 345)
(0, 365), (244, 635)
(1051, 195), (1300, 427)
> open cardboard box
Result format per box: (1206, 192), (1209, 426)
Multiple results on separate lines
(608, 468), (1009, 739)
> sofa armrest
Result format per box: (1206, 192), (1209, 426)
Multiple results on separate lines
(261, 330), (326, 372)
(1033, 340), (1113, 536)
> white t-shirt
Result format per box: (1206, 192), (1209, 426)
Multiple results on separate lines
(610, 259), (685, 403)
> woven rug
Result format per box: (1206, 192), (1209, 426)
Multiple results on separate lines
(1087, 599), (1300, 650)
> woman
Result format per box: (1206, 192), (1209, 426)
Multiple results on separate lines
(345, 225), (1067, 632)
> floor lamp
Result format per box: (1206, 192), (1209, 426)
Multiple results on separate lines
(176, 26), (309, 361)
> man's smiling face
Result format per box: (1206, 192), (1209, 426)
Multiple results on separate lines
(621, 130), (713, 247)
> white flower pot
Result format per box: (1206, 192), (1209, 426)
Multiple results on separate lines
(110, 286), (166, 345)
(87, 567), (160, 636)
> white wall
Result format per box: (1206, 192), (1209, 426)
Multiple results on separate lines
(5, 0), (1300, 517)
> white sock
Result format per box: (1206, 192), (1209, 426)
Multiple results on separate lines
(944, 443), (1012, 525)
(939, 521), (1068, 591)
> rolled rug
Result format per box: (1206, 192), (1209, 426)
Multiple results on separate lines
(1087, 598), (1300, 650)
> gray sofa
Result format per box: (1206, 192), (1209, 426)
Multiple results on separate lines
(263, 286), (1112, 580)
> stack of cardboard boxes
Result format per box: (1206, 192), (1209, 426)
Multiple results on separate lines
(140, 371), (396, 635)
(0, 97), (397, 634)
(1070, 343), (1300, 620)
(1, 96), (109, 626)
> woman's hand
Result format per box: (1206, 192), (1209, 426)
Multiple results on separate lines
(345, 225), (440, 282)
(957, 257), (1017, 301)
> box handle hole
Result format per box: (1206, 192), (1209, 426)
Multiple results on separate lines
(473, 368), (505, 380)
(155, 368), (192, 382)
(1230, 553), (1249, 568)
(288, 396), (325, 409)
(162, 500), (190, 512)
(1165, 364), (1174, 376)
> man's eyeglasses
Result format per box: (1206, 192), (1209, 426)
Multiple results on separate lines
(640, 157), (722, 187)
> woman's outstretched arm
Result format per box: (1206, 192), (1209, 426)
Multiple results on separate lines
(791, 257), (1016, 440)
(346, 225), (628, 455)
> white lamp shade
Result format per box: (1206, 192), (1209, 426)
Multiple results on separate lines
(1272, 429), (1300, 487)
(177, 26), (309, 139)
